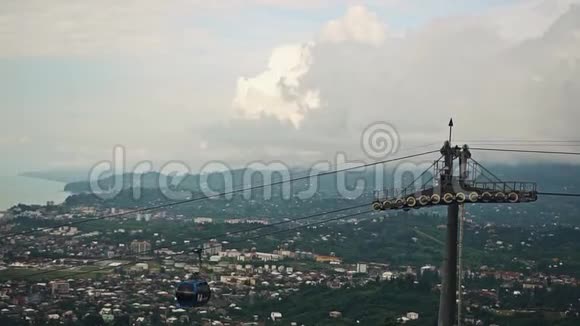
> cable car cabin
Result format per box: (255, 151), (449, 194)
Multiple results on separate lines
(175, 279), (211, 308)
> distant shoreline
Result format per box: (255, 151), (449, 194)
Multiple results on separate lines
(0, 175), (71, 210)
(18, 172), (67, 183)
(18, 171), (86, 184)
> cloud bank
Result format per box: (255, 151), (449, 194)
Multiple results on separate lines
(220, 1), (580, 165)
(232, 5), (389, 129)
(319, 5), (387, 46)
(2, 0), (580, 173)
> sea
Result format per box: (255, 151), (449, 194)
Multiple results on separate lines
(0, 175), (70, 210)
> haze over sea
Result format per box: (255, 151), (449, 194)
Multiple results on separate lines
(0, 176), (69, 210)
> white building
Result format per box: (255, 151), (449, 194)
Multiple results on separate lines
(420, 265), (436, 276)
(329, 311), (342, 318)
(194, 217), (213, 224)
(271, 312), (282, 321)
(135, 213), (152, 221)
(203, 240), (222, 256)
(255, 252), (282, 262)
(406, 312), (419, 320)
(398, 317), (410, 323)
(220, 249), (241, 259)
(130, 240), (151, 254)
(245, 219), (269, 225)
(382, 271), (394, 280)
(356, 263), (368, 274)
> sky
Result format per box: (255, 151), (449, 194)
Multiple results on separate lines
(1, 0), (580, 176)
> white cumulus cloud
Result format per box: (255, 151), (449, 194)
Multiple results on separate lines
(231, 5), (389, 129)
(233, 42), (321, 128)
(319, 5), (387, 46)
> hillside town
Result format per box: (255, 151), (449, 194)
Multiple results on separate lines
(1, 203), (580, 325)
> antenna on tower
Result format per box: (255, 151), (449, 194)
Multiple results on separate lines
(448, 118), (454, 143)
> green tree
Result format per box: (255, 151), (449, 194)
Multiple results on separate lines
(113, 314), (130, 326)
(82, 314), (105, 326)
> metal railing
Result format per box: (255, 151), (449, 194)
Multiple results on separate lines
(466, 181), (537, 193)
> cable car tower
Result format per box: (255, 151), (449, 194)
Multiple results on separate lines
(371, 120), (538, 326)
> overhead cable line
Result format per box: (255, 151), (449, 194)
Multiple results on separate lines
(6, 150), (439, 238)
(464, 143), (580, 147)
(23, 202), (372, 279)
(398, 156), (442, 196)
(47, 209), (374, 280)
(458, 139), (580, 144)
(537, 192), (580, 197)
(469, 157), (513, 191)
(470, 148), (580, 156)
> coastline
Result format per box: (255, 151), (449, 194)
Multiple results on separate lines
(0, 175), (71, 210)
